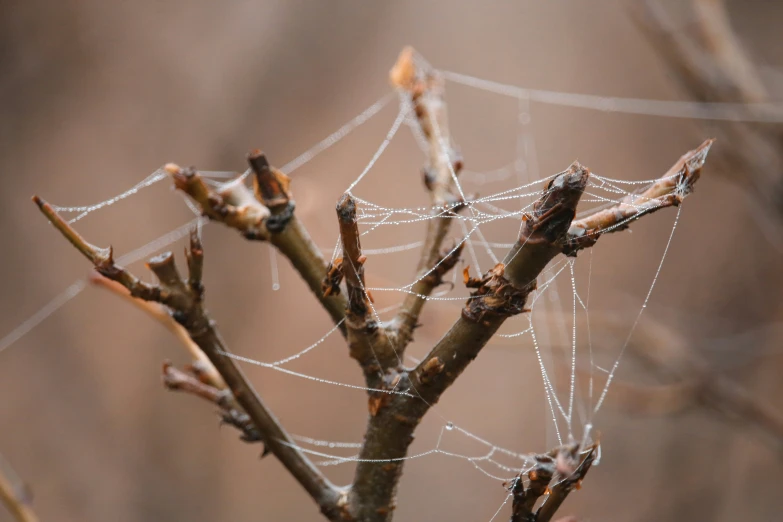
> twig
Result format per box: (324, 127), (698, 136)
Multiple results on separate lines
(388, 47), (467, 350)
(509, 443), (596, 522)
(691, 0), (767, 104)
(32, 198), (345, 521)
(535, 445), (596, 522)
(170, 156), (348, 333)
(329, 194), (396, 380)
(167, 164), (270, 240)
(509, 454), (553, 522)
(162, 362), (263, 445)
(565, 139), (713, 254)
(0, 454), (38, 522)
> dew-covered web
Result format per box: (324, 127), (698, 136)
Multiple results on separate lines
(2, 52), (774, 519)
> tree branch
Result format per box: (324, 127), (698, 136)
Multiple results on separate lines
(565, 138), (714, 253)
(347, 141), (712, 521)
(32, 198), (346, 521)
(509, 454), (553, 522)
(535, 444), (596, 522)
(169, 156), (348, 334)
(162, 361), (264, 445)
(246, 152), (350, 331)
(509, 443), (596, 522)
(327, 194), (397, 381)
(387, 47), (467, 350)
(0, 454), (38, 522)
(347, 163), (589, 521)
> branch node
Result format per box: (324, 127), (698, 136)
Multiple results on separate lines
(461, 264), (535, 324)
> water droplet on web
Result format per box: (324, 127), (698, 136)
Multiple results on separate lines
(272, 284), (281, 291)
(445, 422), (454, 431)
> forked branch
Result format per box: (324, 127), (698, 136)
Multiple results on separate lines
(348, 140), (711, 521)
(169, 155), (348, 333)
(388, 47), (467, 350)
(30, 43), (715, 522)
(32, 197), (345, 520)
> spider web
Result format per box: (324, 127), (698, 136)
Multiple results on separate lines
(1, 55), (768, 519)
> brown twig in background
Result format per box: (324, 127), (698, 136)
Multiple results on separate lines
(32, 199), (345, 520)
(388, 47), (467, 350)
(30, 46), (716, 522)
(89, 273), (226, 389)
(0, 454), (38, 522)
(552, 311), (783, 446)
(631, 0), (783, 230)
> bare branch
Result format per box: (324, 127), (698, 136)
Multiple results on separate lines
(565, 139), (713, 254)
(509, 443), (596, 522)
(332, 194), (396, 380)
(32, 200), (345, 521)
(167, 164), (270, 240)
(0, 454), (38, 522)
(509, 454), (554, 522)
(169, 157), (349, 334)
(162, 362), (264, 446)
(347, 164), (589, 521)
(412, 163), (589, 403)
(388, 46), (467, 350)
(348, 141), (712, 520)
(535, 445), (597, 522)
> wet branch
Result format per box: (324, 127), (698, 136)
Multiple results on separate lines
(387, 47), (467, 350)
(29, 43), (717, 522)
(347, 141), (712, 521)
(565, 139), (714, 253)
(169, 156), (348, 334)
(347, 164), (590, 521)
(327, 194), (396, 381)
(162, 362), (264, 445)
(510, 444), (596, 522)
(32, 198), (345, 521)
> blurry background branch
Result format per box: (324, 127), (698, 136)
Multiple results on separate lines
(633, 0), (783, 246)
(0, 454), (38, 522)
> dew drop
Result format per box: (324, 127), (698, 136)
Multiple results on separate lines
(445, 422), (454, 431)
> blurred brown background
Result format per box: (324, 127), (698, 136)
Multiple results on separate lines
(1, 1), (782, 521)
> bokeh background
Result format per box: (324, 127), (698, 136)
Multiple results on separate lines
(1, 1), (782, 521)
